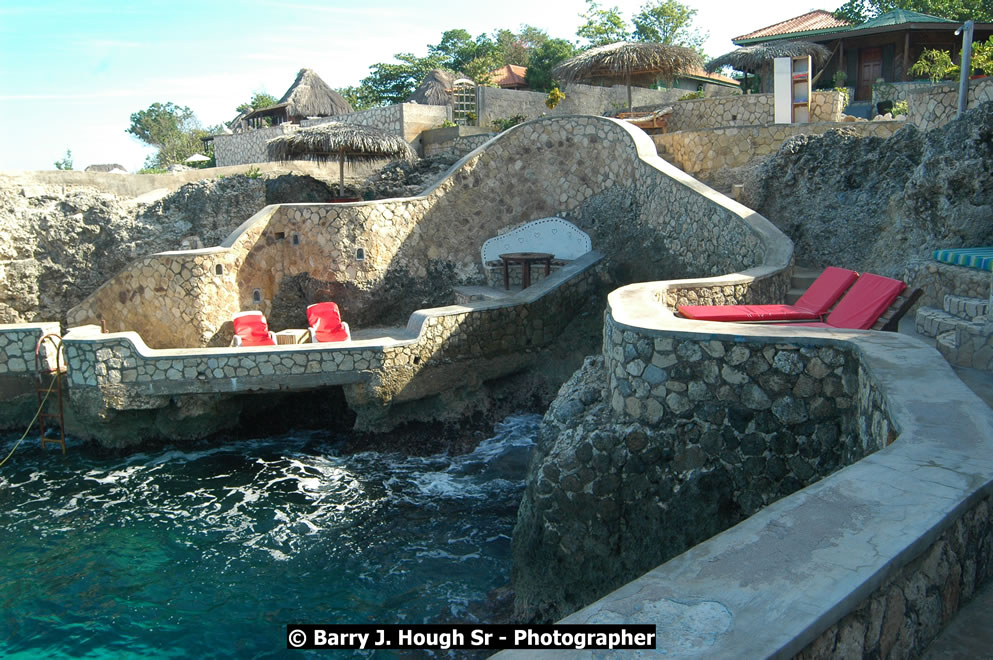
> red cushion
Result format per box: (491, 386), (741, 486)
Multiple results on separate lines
(678, 304), (819, 321)
(233, 313), (275, 346)
(823, 273), (905, 329)
(791, 267), (859, 315)
(308, 302), (349, 342)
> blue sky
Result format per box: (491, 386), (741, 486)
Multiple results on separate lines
(0, 1), (836, 172)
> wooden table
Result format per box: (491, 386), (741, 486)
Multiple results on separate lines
(499, 252), (553, 290)
(275, 329), (311, 345)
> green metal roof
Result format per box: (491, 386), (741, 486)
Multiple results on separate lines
(859, 9), (956, 28)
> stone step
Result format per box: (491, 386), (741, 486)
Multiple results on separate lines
(785, 288), (805, 305)
(944, 294), (989, 321)
(916, 307), (965, 338)
(936, 330), (958, 361)
(791, 267), (821, 291)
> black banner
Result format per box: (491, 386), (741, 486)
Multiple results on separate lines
(286, 624), (657, 651)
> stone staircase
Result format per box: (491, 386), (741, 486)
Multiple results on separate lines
(785, 267), (821, 305)
(916, 294), (993, 369)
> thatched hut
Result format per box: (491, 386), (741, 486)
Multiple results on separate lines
(553, 41), (703, 112)
(706, 41), (832, 92)
(243, 68), (353, 128)
(407, 69), (455, 105)
(267, 122), (415, 197)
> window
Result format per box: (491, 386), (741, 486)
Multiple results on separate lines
(252, 289), (262, 304)
(355, 247), (365, 261)
(292, 233), (300, 246)
(215, 264), (224, 275)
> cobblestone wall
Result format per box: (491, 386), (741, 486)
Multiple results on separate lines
(902, 259), (992, 309)
(907, 77), (993, 131)
(656, 120), (904, 179)
(61, 255), (602, 438)
(69, 116), (783, 350)
(0, 322), (62, 430)
(798, 494), (993, 659)
(477, 83), (686, 128)
(664, 90), (843, 133)
(213, 125), (297, 167)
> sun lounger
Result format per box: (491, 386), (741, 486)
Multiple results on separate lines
(232, 311), (277, 347)
(677, 267), (859, 322)
(307, 302), (351, 343)
(784, 273), (913, 330)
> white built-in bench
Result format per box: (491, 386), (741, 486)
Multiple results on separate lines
(480, 218), (592, 289)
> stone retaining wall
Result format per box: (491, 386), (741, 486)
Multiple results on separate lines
(60, 253), (602, 441)
(907, 77), (993, 131)
(214, 104), (448, 165)
(68, 115), (789, 351)
(902, 258), (992, 309)
(501, 275), (993, 658)
(0, 322), (62, 430)
(655, 120), (904, 179)
(664, 90), (843, 133)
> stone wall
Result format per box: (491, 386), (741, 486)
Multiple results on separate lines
(68, 116), (789, 350)
(215, 104), (450, 165)
(513, 284), (892, 621)
(61, 254), (602, 442)
(656, 120), (904, 179)
(477, 83), (687, 128)
(214, 125), (297, 167)
(907, 77), (993, 131)
(664, 90), (844, 133)
(902, 258), (992, 309)
(421, 126), (495, 158)
(500, 269), (993, 657)
(797, 494), (993, 659)
(0, 322), (61, 430)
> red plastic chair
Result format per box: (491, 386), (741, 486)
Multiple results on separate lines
(678, 267), (859, 322)
(307, 302), (351, 343)
(232, 311), (277, 347)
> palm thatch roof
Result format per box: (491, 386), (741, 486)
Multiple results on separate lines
(266, 122), (415, 162)
(705, 41), (832, 74)
(280, 68), (353, 117)
(244, 68), (352, 123)
(553, 41), (703, 88)
(407, 69), (455, 105)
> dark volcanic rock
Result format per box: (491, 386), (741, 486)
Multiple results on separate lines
(744, 101), (993, 274)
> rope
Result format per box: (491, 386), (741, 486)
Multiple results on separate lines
(0, 377), (56, 469)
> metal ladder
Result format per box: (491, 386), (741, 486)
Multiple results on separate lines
(35, 333), (67, 454)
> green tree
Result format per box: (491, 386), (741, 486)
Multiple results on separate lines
(236, 91), (279, 114)
(834, 0), (993, 23)
(127, 102), (210, 169)
(492, 25), (550, 66)
(54, 148), (73, 170)
(577, 0), (630, 47)
(335, 85), (377, 111)
(360, 52), (445, 106)
(632, 0), (708, 51)
(524, 38), (579, 91)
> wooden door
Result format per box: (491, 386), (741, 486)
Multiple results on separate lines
(857, 48), (883, 101)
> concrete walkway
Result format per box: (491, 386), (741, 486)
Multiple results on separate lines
(898, 316), (993, 657)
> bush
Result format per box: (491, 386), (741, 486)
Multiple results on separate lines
(491, 114), (527, 132)
(679, 90), (705, 101)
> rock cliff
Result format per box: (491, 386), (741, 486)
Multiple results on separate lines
(742, 100), (993, 275)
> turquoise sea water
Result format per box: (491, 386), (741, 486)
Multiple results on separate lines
(0, 415), (540, 658)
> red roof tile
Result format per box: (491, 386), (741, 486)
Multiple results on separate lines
(734, 9), (850, 42)
(488, 64), (528, 88)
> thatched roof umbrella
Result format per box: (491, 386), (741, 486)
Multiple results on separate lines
(407, 69), (455, 105)
(267, 122), (415, 197)
(553, 41), (703, 113)
(706, 41), (832, 93)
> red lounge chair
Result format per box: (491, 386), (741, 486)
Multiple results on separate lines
(307, 302), (351, 343)
(785, 273), (908, 330)
(232, 311), (277, 347)
(677, 267), (859, 322)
